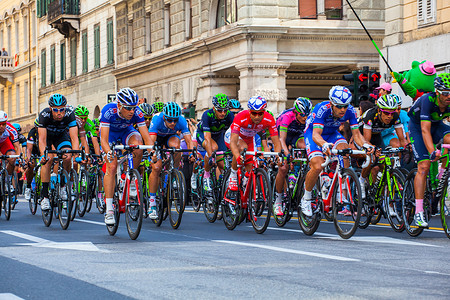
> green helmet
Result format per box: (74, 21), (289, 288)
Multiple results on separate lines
(212, 93), (229, 109)
(93, 118), (100, 127)
(75, 104), (89, 117)
(153, 101), (164, 113)
(435, 73), (450, 91)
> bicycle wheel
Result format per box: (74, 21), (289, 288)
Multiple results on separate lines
(298, 178), (322, 236)
(402, 169), (424, 237)
(332, 168), (362, 239)
(125, 169), (144, 240)
(86, 171), (95, 213)
(356, 169), (372, 229)
(440, 172), (450, 239)
(57, 169), (72, 230)
(272, 175), (290, 227)
(221, 169), (241, 230)
(370, 206), (382, 225)
(151, 172), (166, 226)
(106, 184), (120, 236)
(11, 172), (18, 210)
(69, 169), (78, 221)
(202, 172), (220, 223)
(167, 169), (185, 229)
(141, 169), (151, 219)
(249, 168), (271, 234)
(385, 169), (405, 233)
(191, 171), (202, 212)
(96, 170), (105, 214)
(3, 170), (12, 220)
(29, 174), (40, 215)
(77, 169), (89, 217)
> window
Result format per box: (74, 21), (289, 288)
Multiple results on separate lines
(0, 89), (4, 110)
(24, 80), (29, 114)
(8, 87), (11, 116)
(0, 30), (3, 50)
(23, 15), (28, 51)
(16, 83), (20, 117)
(37, 0), (48, 18)
(144, 14), (151, 53)
(325, 0), (342, 20)
(32, 12), (36, 46)
(418, 0), (436, 27)
(216, 0), (238, 28)
(299, 0), (317, 19)
(94, 25), (100, 68)
(50, 45), (55, 84)
(41, 49), (46, 87)
(70, 37), (76, 76)
(185, 0), (192, 40)
(82, 31), (88, 73)
(15, 21), (19, 55)
(107, 20), (114, 64)
(60, 42), (66, 80)
(7, 26), (11, 56)
(164, 4), (170, 47)
(32, 76), (36, 112)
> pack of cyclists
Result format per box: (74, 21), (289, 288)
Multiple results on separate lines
(4, 72), (450, 238)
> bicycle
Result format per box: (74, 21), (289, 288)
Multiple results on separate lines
(141, 151), (152, 218)
(299, 148), (369, 239)
(41, 148), (85, 229)
(222, 149), (276, 234)
(86, 154), (105, 214)
(0, 154), (21, 220)
(27, 155), (42, 215)
(358, 147), (406, 232)
(106, 144), (152, 240)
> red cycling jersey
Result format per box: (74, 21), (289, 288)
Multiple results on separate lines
(230, 110), (278, 141)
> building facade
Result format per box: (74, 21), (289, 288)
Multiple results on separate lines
(382, 0), (450, 107)
(0, 0), (38, 132)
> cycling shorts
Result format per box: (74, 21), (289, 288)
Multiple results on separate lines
(108, 126), (140, 146)
(285, 133), (304, 148)
(47, 131), (72, 150)
(304, 129), (346, 160)
(381, 132), (398, 148)
(0, 138), (15, 154)
(409, 121), (450, 162)
(196, 131), (227, 152)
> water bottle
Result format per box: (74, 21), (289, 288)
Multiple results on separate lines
(118, 173), (126, 193)
(50, 172), (57, 190)
(242, 171), (250, 188)
(31, 177), (36, 190)
(191, 173), (197, 190)
(321, 172), (331, 200)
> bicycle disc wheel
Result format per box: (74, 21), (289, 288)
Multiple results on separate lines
(298, 178), (321, 236)
(69, 170), (78, 221)
(96, 170), (105, 214)
(385, 169), (405, 233)
(58, 169), (72, 230)
(221, 169), (241, 230)
(202, 172), (219, 223)
(402, 169), (424, 237)
(11, 172), (18, 210)
(440, 173), (450, 239)
(106, 184), (120, 236)
(77, 169), (89, 217)
(332, 168), (362, 239)
(125, 169), (144, 240)
(167, 169), (185, 229)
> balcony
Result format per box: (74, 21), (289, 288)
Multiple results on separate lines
(0, 56), (14, 85)
(48, 0), (80, 38)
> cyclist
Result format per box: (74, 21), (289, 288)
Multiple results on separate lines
(74, 105), (100, 157)
(37, 94), (80, 211)
(12, 123), (27, 155)
(24, 119), (40, 202)
(147, 101), (194, 219)
(100, 87), (152, 225)
(153, 101), (164, 114)
(301, 86), (373, 216)
(380, 96), (410, 147)
(139, 103), (155, 129)
(197, 94), (234, 199)
(87, 118), (101, 155)
(225, 96), (286, 216)
(408, 73), (450, 227)
(229, 99), (242, 115)
(0, 112), (21, 192)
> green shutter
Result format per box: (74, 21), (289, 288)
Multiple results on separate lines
(50, 45), (55, 84)
(41, 50), (46, 87)
(60, 43), (66, 80)
(71, 38), (76, 77)
(82, 32), (88, 73)
(107, 20), (114, 65)
(94, 25), (100, 69)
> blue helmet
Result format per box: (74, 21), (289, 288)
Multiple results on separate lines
(248, 96), (267, 111)
(328, 86), (352, 106)
(163, 102), (181, 118)
(12, 123), (21, 133)
(48, 94), (67, 107)
(294, 97), (312, 115)
(116, 88), (139, 106)
(230, 99), (241, 109)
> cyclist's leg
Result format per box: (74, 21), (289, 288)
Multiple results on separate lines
(54, 132), (73, 173)
(167, 135), (181, 166)
(0, 138), (16, 176)
(124, 127), (143, 171)
(200, 133), (219, 173)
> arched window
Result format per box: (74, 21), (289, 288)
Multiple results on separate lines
(94, 105), (100, 118)
(216, 0), (237, 28)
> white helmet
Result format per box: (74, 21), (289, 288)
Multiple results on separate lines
(329, 86), (352, 106)
(377, 94), (399, 110)
(0, 111), (7, 122)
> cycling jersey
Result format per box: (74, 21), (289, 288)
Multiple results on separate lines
(27, 127), (40, 155)
(360, 107), (402, 135)
(18, 133), (27, 147)
(305, 101), (359, 135)
(197, 109), (234, 135)
(100, 102), (146, 131)
(37, 107), (77, 135)
(76, 117), (97, 137)
(0, 122), (19, 144)
(408, 92), (450, 125)
(148, 112), (190, 137)
(276, 108), (306, 136)
(230, 110), (278, 140)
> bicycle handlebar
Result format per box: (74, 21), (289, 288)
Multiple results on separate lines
(321, 149), (370, 169)
(45, 146), (86, 161)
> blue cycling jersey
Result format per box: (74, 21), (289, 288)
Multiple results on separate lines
(149, 112), (190, 137)
(305, 101), (358, 135)
(99, 102), (146, 131)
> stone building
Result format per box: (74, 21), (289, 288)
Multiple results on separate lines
(112, 0), (385, 116)
(0, 0), (38, 132)
(382, 0), (450, 107)
(36, 0), (116, 118)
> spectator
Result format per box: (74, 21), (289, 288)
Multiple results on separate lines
(2, 48), (8, 56)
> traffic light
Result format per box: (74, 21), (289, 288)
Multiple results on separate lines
(369, 70), (381, 92)
(342, 71), (358, 103)
(356, 66), (370, 104)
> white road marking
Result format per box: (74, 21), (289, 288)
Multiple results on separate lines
(73, 218), (105, 226)
(213, 240), (360, 262)
(0, 230), (107, 252)
(0, 293), (24, 300)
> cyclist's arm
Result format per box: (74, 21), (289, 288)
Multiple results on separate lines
(229, 132), (240, 159)
(100, 126), (111, 154)
(362, 128), (372, 146)
(395, 126), (408, 147)
(13, 141), (21, 156)
(270, 134), (282, 153)
(79, 132), (90, 155)
(278, 129), (289, 154)
(26, 142), (33, 162)
(183, 134), (194, 150)
(38, 127), (47, 156)
(138, 125), (152, 145)
(420, 120), (435, 155)
(69, 126), (80, 151)
(92, 135), (101, 156)
(312, 127), (327, 148)
(352, 127), (369, 148)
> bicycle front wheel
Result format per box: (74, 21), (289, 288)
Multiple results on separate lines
(402, 169), (424, 237)
(202, 172), (220, 223)
(106, 184), (120, 236)
(57, 169), (72, 230)
(191, 171), (202, 212)
(77, 169), (89, 217)
(385, 169), (405, 233)
(249, 168), (271, 234)
(167, 169), (185, 229)
(2, 170), (12, 220)
(29, 174), (40, 215)
(298, 179), (321, 236)
(11, 172), (18, 210)
(125, 169), (144, 240)
(332, 168), (362, 239)
(221, 169), (241, 230)
(440, 172), (450, 239)
(96, 170), (105, 214)
(69, 169), (78, 221)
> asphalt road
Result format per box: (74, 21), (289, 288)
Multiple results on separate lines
(0, 197), (449, 299)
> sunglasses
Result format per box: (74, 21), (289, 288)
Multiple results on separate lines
(165, 117), (178, 123)
(250, 111), (265, 117)
(0, 122), (6, 126)
(334, 104), (349, 109)
(295, 112), (307, 117)
(216, 108), (228, 113)
(122, 105), (137, 111)
(52, 107), (66, 113)
(380, 109), (396, 115)
(439, 90), (450, 96)
(79, 116), (88, 120)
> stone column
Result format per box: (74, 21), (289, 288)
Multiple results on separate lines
(236, 62), (290, 114)
(195, 73), (239, 115)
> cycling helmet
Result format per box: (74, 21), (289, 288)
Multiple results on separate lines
(294, 97), (312, 115)
(396, 95), (403, 107)
(377, 94), (398, 110)
(212, 93), (229, 109)
(0, 111), (7, 122)
(153, 101), (164, 113)
(12, 123), (21, 133)
(248, 96), (267, 111)
(328, 86), (352, 106)
(116, 87), (139, 106)
(230, 99), (241, 110)
(48, 93), (67, 107)
(139, 103), (154, 117)
(75, 104), (89, 117)
(93, 118), (100, 127)
(163, 102), (181, 118)
(434, 73), (450, 91)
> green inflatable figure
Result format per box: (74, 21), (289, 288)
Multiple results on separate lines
(391, 60), (436, 101)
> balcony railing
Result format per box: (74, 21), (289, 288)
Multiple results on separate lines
(48, 0), (80, 22)
(0, 56), (13, 69)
